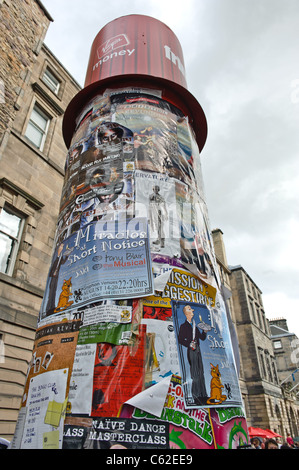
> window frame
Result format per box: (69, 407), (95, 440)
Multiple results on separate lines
(42, 67), (61, 95)
(24, 102), (51, 151)
(0, 178), (44, 280)
(0, 204), (25, 276)
(0, 333), (4, 364)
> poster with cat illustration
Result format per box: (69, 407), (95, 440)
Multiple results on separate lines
(171, 297), (243, 409)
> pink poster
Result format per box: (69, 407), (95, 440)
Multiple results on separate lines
(120, 375), (214, 449)
(209, 407), (250, 449)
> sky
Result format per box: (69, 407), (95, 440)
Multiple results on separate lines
(41, 0), (299, 337)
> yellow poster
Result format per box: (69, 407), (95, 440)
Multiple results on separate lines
(143, 268), (216, 314)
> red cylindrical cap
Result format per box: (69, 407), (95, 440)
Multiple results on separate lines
(84, 14), (188, 89)
(63, 15), (207, 151)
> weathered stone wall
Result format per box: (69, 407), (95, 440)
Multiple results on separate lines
(0, 0), (51, 152)
(0, 1), (81, 440)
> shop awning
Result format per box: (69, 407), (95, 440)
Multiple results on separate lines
(248, 427), (279, 439)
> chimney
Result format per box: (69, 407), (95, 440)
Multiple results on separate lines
(212, 228), (228, 267)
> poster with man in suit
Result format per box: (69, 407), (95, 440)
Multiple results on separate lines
(172, 298), (243, 409)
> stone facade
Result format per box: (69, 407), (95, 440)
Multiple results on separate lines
(0, 0), (81, 440)
(0, 0), (52, 153)
(270, 318), (299, 385)
(269, 319), (299, 437)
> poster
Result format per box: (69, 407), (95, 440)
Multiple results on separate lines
(144, 267), (217, 310)
(91, 325), (146, 417)
(112, 94), (190, 182)
(209, 407), (250, 449)
(68, 343), (97, 415)
(120, 376), (214, 449)
(39, 217), (154, 320)
(21, 368), (68, 449)
(172, 298), (243, 409)
(135, 170), (180, 259)
(70, 94), (111, 148)
(56, 167), (134, 245)
(60, 120), (134, 222)
(141, 318), (180, 387)
(78, 321), (133, 346)
(22, 318), (81, 404)
(77, 301), (134, 345)
(63, 417), (94, 449)
(179, 189), (220, 288)
(11, 318), (81, 449)
(63, 416), (169, 449)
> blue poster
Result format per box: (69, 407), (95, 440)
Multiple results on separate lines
(171, 298), (242, 409)
(40, 217), (154, 319)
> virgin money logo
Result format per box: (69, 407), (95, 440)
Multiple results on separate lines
(97, 34), (130, 59)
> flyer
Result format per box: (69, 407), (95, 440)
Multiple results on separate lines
(22, 318), (81, 406)
(77, 321), (133, 346)
(39, 217), (154, 320)
(141, 318), (180, 387)
(68, 343), (97, 415)
(143, 267), (217, 310)
(91, 325), (146, 417)
(172, 297), (243, 409)
(135, 170), (181, 259)
(120, 376), (214, 449)
(209, 406), (250, 449)
(56, 160), (134, 245)
(81, 302), (132, 326)
(60, 120), (134, 215)
(63, 416), (169, 449)
(63, 416), (94, 449)
(21, 368), (68, 449)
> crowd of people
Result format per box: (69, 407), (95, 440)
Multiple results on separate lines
(250, 432), (298, 449)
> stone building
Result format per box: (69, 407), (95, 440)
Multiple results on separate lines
(212, 228), (299, 438)
(0, 0), (81, 440)
(269, 318), (299, 437)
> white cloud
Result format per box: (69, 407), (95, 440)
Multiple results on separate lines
(264, 292), (299, 336)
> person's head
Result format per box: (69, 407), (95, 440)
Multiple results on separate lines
(281, 442), (291, 449)
(251, 437), (262, 448)
(265, 438), (278, 449)
(98, 124), (123, 145)
(183, 305), (194, 322)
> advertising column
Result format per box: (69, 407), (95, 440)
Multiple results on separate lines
(11, 15), (249, 450)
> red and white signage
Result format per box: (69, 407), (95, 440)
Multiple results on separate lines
(84, 15), (188, 89)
